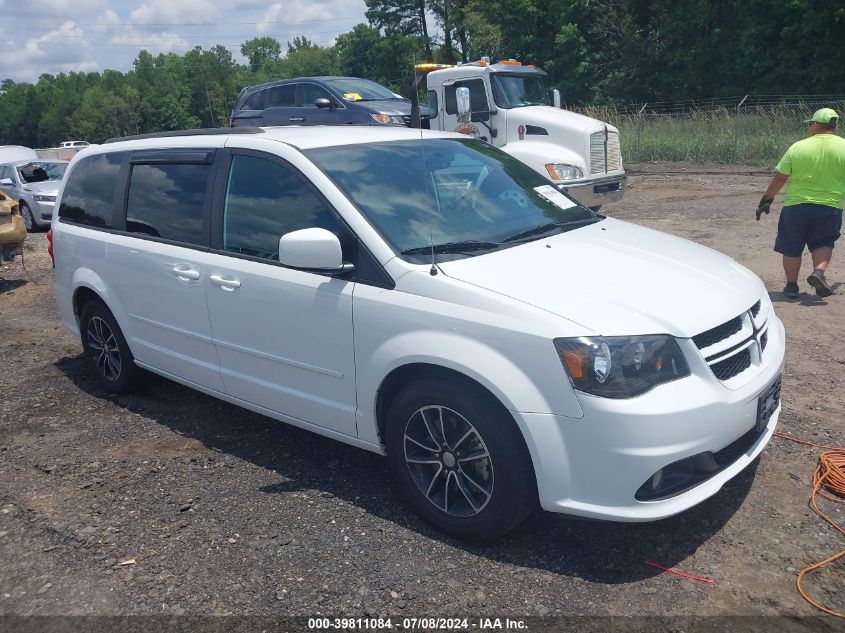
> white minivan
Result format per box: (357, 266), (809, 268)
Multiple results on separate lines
(51, 125), (784, 541)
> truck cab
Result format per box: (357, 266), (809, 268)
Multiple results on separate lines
(421, 60), (625, 209)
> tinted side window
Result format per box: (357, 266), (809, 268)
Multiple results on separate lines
(427, 90), (438, 116)
(445, 79), (489, 114)
(301, 83), (331, 107)
(269, 84), (296, 107)
(241, 90), (265, 111)
(58, 153), (123, 228)
(126, 163), (208, 244)
(223, 154), (342, 261)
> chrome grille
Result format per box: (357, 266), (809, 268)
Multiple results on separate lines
(607, 131), (621, 170)
(589, 132), (605, 175)
(590, 130), (622, 174)
(750, 300), (761, 318)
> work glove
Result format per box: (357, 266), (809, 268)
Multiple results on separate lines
(756, 196), (773, 221)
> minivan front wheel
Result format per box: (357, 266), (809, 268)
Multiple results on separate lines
(386, 378), (537, 542)
(80, 301), (146, 394)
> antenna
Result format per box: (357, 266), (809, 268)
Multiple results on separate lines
(411, 57), (438, 276)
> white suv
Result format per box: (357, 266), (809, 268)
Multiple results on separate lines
(51, 126), (785, 541)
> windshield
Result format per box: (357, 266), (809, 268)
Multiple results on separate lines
(490, 74), (550, 108)
(17, 161), (67, 184)
(323, 78), (406, 102)
(306, 138), (596, 261)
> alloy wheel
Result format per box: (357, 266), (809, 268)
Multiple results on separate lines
(20, 204), (33, 231)
(87, 316), (122, 382)
(403, 405), (494, 517)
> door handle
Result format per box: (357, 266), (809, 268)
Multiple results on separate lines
(172, 266), (200, 281)
(209, 274), (241, 291)
(289, 117), (306, 122)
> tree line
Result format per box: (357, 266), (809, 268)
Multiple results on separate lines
(1, 0), (842, 147)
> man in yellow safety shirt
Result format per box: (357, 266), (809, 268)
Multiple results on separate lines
(757, 107), (845, 299)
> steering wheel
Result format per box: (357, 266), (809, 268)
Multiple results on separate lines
(497, 189), (529, 207)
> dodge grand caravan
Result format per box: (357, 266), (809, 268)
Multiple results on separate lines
(52, 126), (785, 541)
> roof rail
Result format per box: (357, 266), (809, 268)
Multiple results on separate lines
(104, 127), (264, 144)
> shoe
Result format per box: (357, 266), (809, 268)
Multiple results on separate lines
(783, 282), (800, 299)
(807, 270), (833, 297)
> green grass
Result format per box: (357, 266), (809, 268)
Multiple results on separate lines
(575, 103), (845, 165)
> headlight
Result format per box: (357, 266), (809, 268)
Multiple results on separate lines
(371, 113), (405, 125)
(554, 335), (690, 398)
(545, 164), (584, 180)
(34, 194), (56, 202)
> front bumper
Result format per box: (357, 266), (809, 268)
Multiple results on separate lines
(560, 173), (626, 208)
(514, 314), (785, 521)
(30, 199), (55, 225)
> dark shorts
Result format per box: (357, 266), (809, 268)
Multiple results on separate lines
(774, 203), (842, 257)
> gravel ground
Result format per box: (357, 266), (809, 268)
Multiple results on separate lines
(0, 164), (843, 627)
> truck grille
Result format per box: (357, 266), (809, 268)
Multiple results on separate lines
(693, 299), (770, 383)
(608, 132), (621, 170)
(589, 130), (621, 175)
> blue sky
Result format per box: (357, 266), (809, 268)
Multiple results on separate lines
(0, 0), (368, 83)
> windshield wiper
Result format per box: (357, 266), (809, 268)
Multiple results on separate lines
(401, 240), (501, 255)
(501, 218), (598, 243)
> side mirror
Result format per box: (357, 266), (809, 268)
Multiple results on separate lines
(0, 178), (13, 186)
(553, 89), (561, 109)
(314, 97), (332, 109)
(278, 227), (353, 274)
(456, 86), (471, 124)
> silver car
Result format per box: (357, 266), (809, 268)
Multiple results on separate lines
(0, 160), (68, 231)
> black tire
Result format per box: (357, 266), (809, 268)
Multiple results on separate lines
(385, 377), (538, 542)
(20, 202), (37, 232)
(79, 300), (146, 394)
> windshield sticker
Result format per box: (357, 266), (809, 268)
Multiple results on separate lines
(533, 185), (577, 209)
(342, 92), (363, 101)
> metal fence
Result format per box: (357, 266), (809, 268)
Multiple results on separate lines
(571, 96), (845, 166)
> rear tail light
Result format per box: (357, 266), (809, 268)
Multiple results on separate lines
(47, 228), (54, 268)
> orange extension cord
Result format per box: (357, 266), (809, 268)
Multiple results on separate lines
(773, 431), (845, 618)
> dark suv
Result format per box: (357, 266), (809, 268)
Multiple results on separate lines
(230, 76), (426, 128)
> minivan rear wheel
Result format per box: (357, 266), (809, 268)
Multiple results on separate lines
(80, 301), (146, 394)
(385, 378), (537, 542)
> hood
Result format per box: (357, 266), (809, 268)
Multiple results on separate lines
(436, 218), (763, 338)
(506, 105), (615, 134)
(358, 99), (414, 116)
(23, 180), (61, 195)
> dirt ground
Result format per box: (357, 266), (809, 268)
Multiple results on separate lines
(0, 164), (842, 626)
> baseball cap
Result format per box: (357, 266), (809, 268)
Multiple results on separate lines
(804, 107), (839, 124)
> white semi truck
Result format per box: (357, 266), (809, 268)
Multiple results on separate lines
(412, 60), (626, 209)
